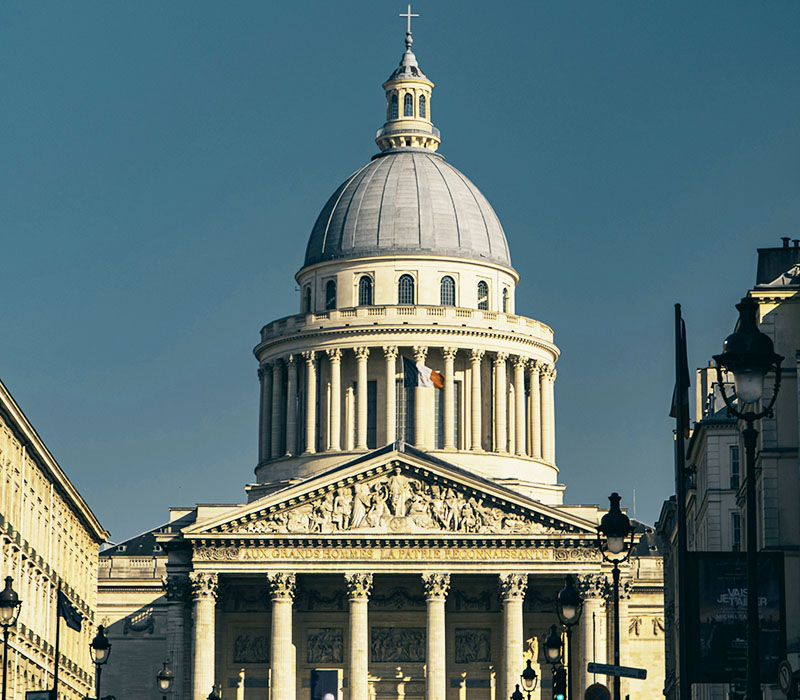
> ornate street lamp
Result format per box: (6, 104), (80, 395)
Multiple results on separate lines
(597, 492), (636, 700)
(714, 296), (783, 700)
(89, 625), (111, 700)
(543, 624), (563, 666)
(557, 575), (583, 700)
(516, 658), (538, 699)
(0, 576), (21, 700)
(207, 686), (221, 700)
(156, 661), (174, 699)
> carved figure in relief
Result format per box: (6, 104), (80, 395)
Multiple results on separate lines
(387, 470), (410, 517)
(351, 483), (371, 528)
(331, 488), (351, 530)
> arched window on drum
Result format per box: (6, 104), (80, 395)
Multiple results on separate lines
(398, 274), (415, 305)
(391, 93), (398, 119)
(477, 281), (489, 310)
(358, 276), (373, 306)
(303, 286), (312, 313)
(404, 93), (413, 117)
(502, 288), (509, 313)
(325, 280), (336, 310)
(440, 276), (455, 306)
(419, 94), (427, 119)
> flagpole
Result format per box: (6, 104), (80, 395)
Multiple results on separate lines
(673, 304), (690, 700)
(52, 582), (61, 700)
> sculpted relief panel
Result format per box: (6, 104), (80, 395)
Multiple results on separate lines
(232, 468), (570, 536)
(371, 626), (426, 663)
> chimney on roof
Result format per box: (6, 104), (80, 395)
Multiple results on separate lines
(782, 237), (790, 248)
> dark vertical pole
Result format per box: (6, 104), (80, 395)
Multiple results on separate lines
(95, 663), (102, 700)
(743, 423), (760, 700)
(53, 583), (61, 700)
(2, 627), (9, 700)
(566, 626), (573, 700)
(613, 563), (621, 700)
(674, 304), (691, 700)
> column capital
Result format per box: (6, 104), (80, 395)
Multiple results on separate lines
(189, 572), (219, 601)
(354, 346), (370, 361)
(576, 573), (608, 600)
(422, 572), (451, 600)
(528, 359), (542, 374)
(258, 363), (271, 380)
(344, 572), (374, 600)
(327, 348), (343, 363)
(441, 347), (458, 362)
(382, 345), (399, 361)
(267, 572), (296, 601)
(301, 350), (317, 363)
(413, 345), (428, 363)
(498, 573), (527, 601)
(493, 352), (508, 366)
(163, 573), (192, 602)
(512, 355), (527, 369)
(469, 348), (485, 362)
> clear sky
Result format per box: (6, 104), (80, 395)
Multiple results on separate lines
(2, 1), (799, 541)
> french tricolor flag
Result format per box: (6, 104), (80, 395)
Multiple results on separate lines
(403, 356), (444, 390)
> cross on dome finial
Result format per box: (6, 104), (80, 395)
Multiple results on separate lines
(399, 4), (419, 48)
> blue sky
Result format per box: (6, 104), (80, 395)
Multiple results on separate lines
(2, 1), (799, 540)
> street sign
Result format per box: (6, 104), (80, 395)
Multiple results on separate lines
(585, 682), (611, 700)
(587, 662), (647, 680)
(778, 660), (793, 696)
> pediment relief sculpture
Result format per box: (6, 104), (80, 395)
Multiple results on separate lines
(225, 468), (578, 536)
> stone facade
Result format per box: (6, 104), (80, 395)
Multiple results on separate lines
(0, 378), (107, 699)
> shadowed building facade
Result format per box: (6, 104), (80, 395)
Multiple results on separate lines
(98, 25), (666, 700)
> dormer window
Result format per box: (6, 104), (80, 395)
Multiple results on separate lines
(440, 276), (455, 306)
(419, 94), (426, 119)
(391, 93), (398, 119)
(358, 276), (373, 306)
(477, 281), (489, 310)
(404, 93), (413, 117)
(398, 274), (415, 305)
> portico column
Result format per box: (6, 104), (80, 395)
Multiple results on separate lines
(345, 573), (373, 700)
(513, 357), (526, 456)
(268, 572), (296, 700)
(499, 573), (527, 700)
(413, 346), (429, 447)
(493, 353), (508, 452)
(442, 348), (457, 449)
(577, 574), (607, 694)
(469, 349), (484, 451)
(422, 573), (450, 700)
(527, 361), (541, 459)
(165, 574), (191, 700)
(270, 361), (283, 459)
(354, 347), (370, 449)
(189, 572), (219, 700)
(383, 347), (398, 443)
(327, 349), (342, 451)
(302, 351), (317, 454)
(541, 366), (556, 463)
(258, 363), (273, 464)
(285, 355), (298, 455)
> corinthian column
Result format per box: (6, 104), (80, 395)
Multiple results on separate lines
(285, 355), (298, 455)
(302, 351), (317, 454)
(268, 573), (296, 700)
(190, 572), (219, 700)
(165, 574), (191, 700)
(498, 573), (527, 700)
(442, 348), (457, 449)
(527, 361), (542, 459)
(270, 361), (283, 459)
(469, 349), (484, 451)
(541, 366), (556, 463)
(493, 353), (508, 452)
(345, 573), (373, 700)
(577, 574), (607, 694)
(383, 346), (398, 443)
(413, 346), (428, 448)
(354, 347), (370, 449)
(513, 357), (526, 456)
(422, 573), (450, 700)
(327, 349), (342, 451)
(258, 364), (273, 464)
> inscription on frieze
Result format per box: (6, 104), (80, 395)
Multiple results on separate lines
(454, 629), (491, 663)
(307, 628), (343, 663)
(233, 634), (269, 664)
(370, 626), (426, 662)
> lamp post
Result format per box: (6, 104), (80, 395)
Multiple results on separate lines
(713, 296), (783, 700)
(89, 625), (111, 700)
(597, 492), (636, 700)
(207, 686), (221, 700)
(543, 625), (566, 700)
(0, 576), (21, 700)
(512, 659), (539, 699)
(556, 575), (583, 700)
(156, 661), (174, 700)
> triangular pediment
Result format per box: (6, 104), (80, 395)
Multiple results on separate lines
(185, 446), (598, 539)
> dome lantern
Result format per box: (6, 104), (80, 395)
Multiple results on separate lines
(376, 5), (441, 152)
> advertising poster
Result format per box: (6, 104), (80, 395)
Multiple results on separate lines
(688, 551), (784, 683)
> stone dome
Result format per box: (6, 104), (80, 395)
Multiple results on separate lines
(303, 149), (512, 269)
